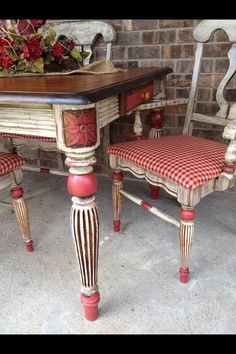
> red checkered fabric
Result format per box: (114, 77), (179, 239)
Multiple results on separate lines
(107, 135), (227, 189)
(0, 133), (56, 142)
(0, 152), (24, 177)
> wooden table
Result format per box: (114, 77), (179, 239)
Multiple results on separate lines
(0, 67), (171, 320)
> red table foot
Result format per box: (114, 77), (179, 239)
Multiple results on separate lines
(80, 292), (100, 321)
(25, 240), (34, 252)
(179, 267), (190, 283)
(113, 220), (120, 232)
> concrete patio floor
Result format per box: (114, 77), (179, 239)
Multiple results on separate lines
(0, 170), (236, 334)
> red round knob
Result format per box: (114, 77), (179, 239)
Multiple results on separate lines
(180, 208), (195, 221)
(112, 171), (123, 181)
(67, 173), (97, 197)
(10, 187), (24, 199)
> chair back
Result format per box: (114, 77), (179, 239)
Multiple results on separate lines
(43, 20), (116, 65)
(183, 20), (236, 136)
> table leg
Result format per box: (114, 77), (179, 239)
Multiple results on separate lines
(66, 151), (100, 321)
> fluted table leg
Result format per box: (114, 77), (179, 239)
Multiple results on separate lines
(67, 169), (100, 321)
(56, 104), (101, 320)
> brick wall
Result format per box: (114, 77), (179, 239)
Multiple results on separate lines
(95, 19), (234, 144)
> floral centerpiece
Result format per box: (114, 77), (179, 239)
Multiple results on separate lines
(0, 20), (88, 75)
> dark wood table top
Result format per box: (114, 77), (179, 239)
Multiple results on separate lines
(0, 67), (172, 105)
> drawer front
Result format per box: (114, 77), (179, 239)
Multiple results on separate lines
(119, 83), (154, 115)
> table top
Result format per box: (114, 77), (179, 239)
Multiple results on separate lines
(0, 67), (172, 105)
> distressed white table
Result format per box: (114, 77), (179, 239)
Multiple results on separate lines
(0, 67), (171, 320)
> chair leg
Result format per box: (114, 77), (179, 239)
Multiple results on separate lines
(150, 185), (159, 199)
(179, 207), (195, 283)
(10, 186), (33, 252)
(112, 170), (123, 232)
(148, 110), (164, 199)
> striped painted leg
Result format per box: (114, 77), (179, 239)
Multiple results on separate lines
(10, 185), (33, 252)
(112, 170), (123, 232)
(68, 172), (100, 321)
(179, 207), (195, 283)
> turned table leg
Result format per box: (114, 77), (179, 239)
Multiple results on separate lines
(67, 170), (100, 321)
(55, 104), (102, 321)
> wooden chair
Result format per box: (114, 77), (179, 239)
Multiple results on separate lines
(107, 20), (236, 283)
(0, 153), (33, 251)
(0, 20), (116, 175)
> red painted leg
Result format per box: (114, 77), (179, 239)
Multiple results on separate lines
(179, 207), (195, 283)
(112, 170), (123, 232)
(10, 186), (33, 252)
(68, 171), (100, 321)
(150, 185), (159, 199)
(148, 109), (164, 139)
(25, 240), (34, 252)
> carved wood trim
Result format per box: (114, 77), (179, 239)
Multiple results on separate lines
(216, 45), (236, 118)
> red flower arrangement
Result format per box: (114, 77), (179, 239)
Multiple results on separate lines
(0, 20), (88, 75)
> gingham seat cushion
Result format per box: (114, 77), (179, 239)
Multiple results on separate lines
(107, 135), (228, 189)
(0, 133), (56, 142)
(0, 152), (24, 177)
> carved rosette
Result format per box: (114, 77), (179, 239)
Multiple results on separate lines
(63, 108), (97, 148)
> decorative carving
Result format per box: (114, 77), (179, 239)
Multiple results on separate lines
(216, 45), (236, 118)
(63, 108), (97, 148)
(70, 195), (99, 294)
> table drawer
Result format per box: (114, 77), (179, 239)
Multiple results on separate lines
(119, 83), (154, 115)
